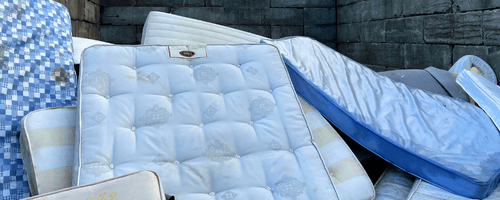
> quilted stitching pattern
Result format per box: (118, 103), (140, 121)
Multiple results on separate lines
(0, 0), (77, 198)
(76, 45), (339, 199)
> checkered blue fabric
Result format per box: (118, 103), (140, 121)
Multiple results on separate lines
(0, 0), (77, 199)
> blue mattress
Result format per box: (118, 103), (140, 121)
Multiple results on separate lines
(262, 37), (500, 199)
(0, 0), (77, 198)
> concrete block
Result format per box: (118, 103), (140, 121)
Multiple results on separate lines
(137, 26), (143, 44)
(337, 43), (404, 68)
(337, 0), (361, 6)
(238, 8), (303, 26)
(271, 26), (303, 39)
(453, 45), (500, 81)
(484, 9), (500, 45)
(207, 0), (270, 8)
(137, 0), (204, 7)
(62, 0), (84, 20)
(84, 0), (99, 23)
(404, 44), (452, 69)
(403, 0), (451, 16)
(271, 0), (336, 7)
(304, 26), (336, 42)
(371, 0), (402, 20)
(75, 21), (90, 38)
(172, 7), (237, 25)
(454, 0), (500, 12)
(101, 7), (169, 25)
(386, 16), (424, 43)
(101, 0), (136, 6)
(71, 20), (78, 37)
(337, 1), (371, 24)
(324, 43), (336, 50)
(365, 64), (388, 72)
(424, 12), (482, 44)
(229, 25), (271, 38)
(337, 23), (360, 42)
(100, 25), (137, 44)
(90, 0), (100, 6)
(360, 20), (386, 43)
(304, 8), (335, 25)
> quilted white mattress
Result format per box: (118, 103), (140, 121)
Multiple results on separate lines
(74, 44), (339, 200)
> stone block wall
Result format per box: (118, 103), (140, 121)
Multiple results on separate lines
(336, 0), (500, 81)
(55, 0), (101, 40)
(99, 0), (336, 48)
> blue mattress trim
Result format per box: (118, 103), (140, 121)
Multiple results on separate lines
(285, 63), (500, 199)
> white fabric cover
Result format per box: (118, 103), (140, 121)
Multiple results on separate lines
(72, 37), (111, 64)
(141, 12), (265, 45)
(449, 55), (497, 84)
(457, 70), (500, 132)
(141, 12), (375, 200)
(373, 166), (414, 200)
(74, 44), (339, 200)
(407, 179), (500, 200)
(20, 107), (76, 195)
(23, 171), (166, 200)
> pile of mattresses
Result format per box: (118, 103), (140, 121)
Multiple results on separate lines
(5, 1), (500, 199)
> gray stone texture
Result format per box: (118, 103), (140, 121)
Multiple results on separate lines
(371, 0), (403, 20)
(337, 1), (371, 24)
(337, 24), (360, 42)
(337, 0), (361, 6)
(484, 9), (500, 45)
(454, 0), (500, 12)
(386, 16), (424, 43)
(101, 26), (137, 44)
(337, 43), (404, 68)
(271, 26), (304, 39)
(84, 0), (99, 23)
(271, 0), (336, 8)
(101, 7), (169, 25)
(453, 45), (500, 82)
(360, 20), (386, 43)
(228, 25), (271, 38)
(101, 0), (135, 6)
(403, 0), (452, 16)
(404, 44), (452, 69)
(304, 8), (336, 25)
(305, 26), (336, 42)
(207, 0), (270, 8)
(424, 11), (482, 45)
(172, 7), (237, 25)
(238, 8), (303, 26)
(137, 0), (204, 6)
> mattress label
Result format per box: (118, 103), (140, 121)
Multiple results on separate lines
(169, 45), (208, 59)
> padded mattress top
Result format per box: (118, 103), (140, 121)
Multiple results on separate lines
(74, 44), (339, 200)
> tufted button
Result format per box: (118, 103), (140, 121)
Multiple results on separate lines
(329, 172), (334, 176)
(109, 164), (114, 169)
(199, 123), (204, 128)
(248, 121), (254, 126)
(265, 186), (272, 191)
(189, 65), (193, 68)
(132, 66), (137, 70)
(208, 192), (215, 196)
(269, 89), (273, 93)
(236, 64), (241, 67)
(168, 94), (173, 98)
(105, 95), (110, 99)
(234, 155), (240, 159)
(218, 92), (223, 96)
(131, 126), (136, 131)
(173, 160), (180, 165)
(289, 148), (294, 153)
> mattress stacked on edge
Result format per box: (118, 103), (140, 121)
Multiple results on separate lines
(74, 44), (340, 199)
(141, 11), (375, 200)
(0, 0), (77, 198)
(262, 36), (500, 199)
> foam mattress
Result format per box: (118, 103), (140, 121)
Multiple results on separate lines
(262, 37), (500, 199)
(74, 44), (339, 200)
